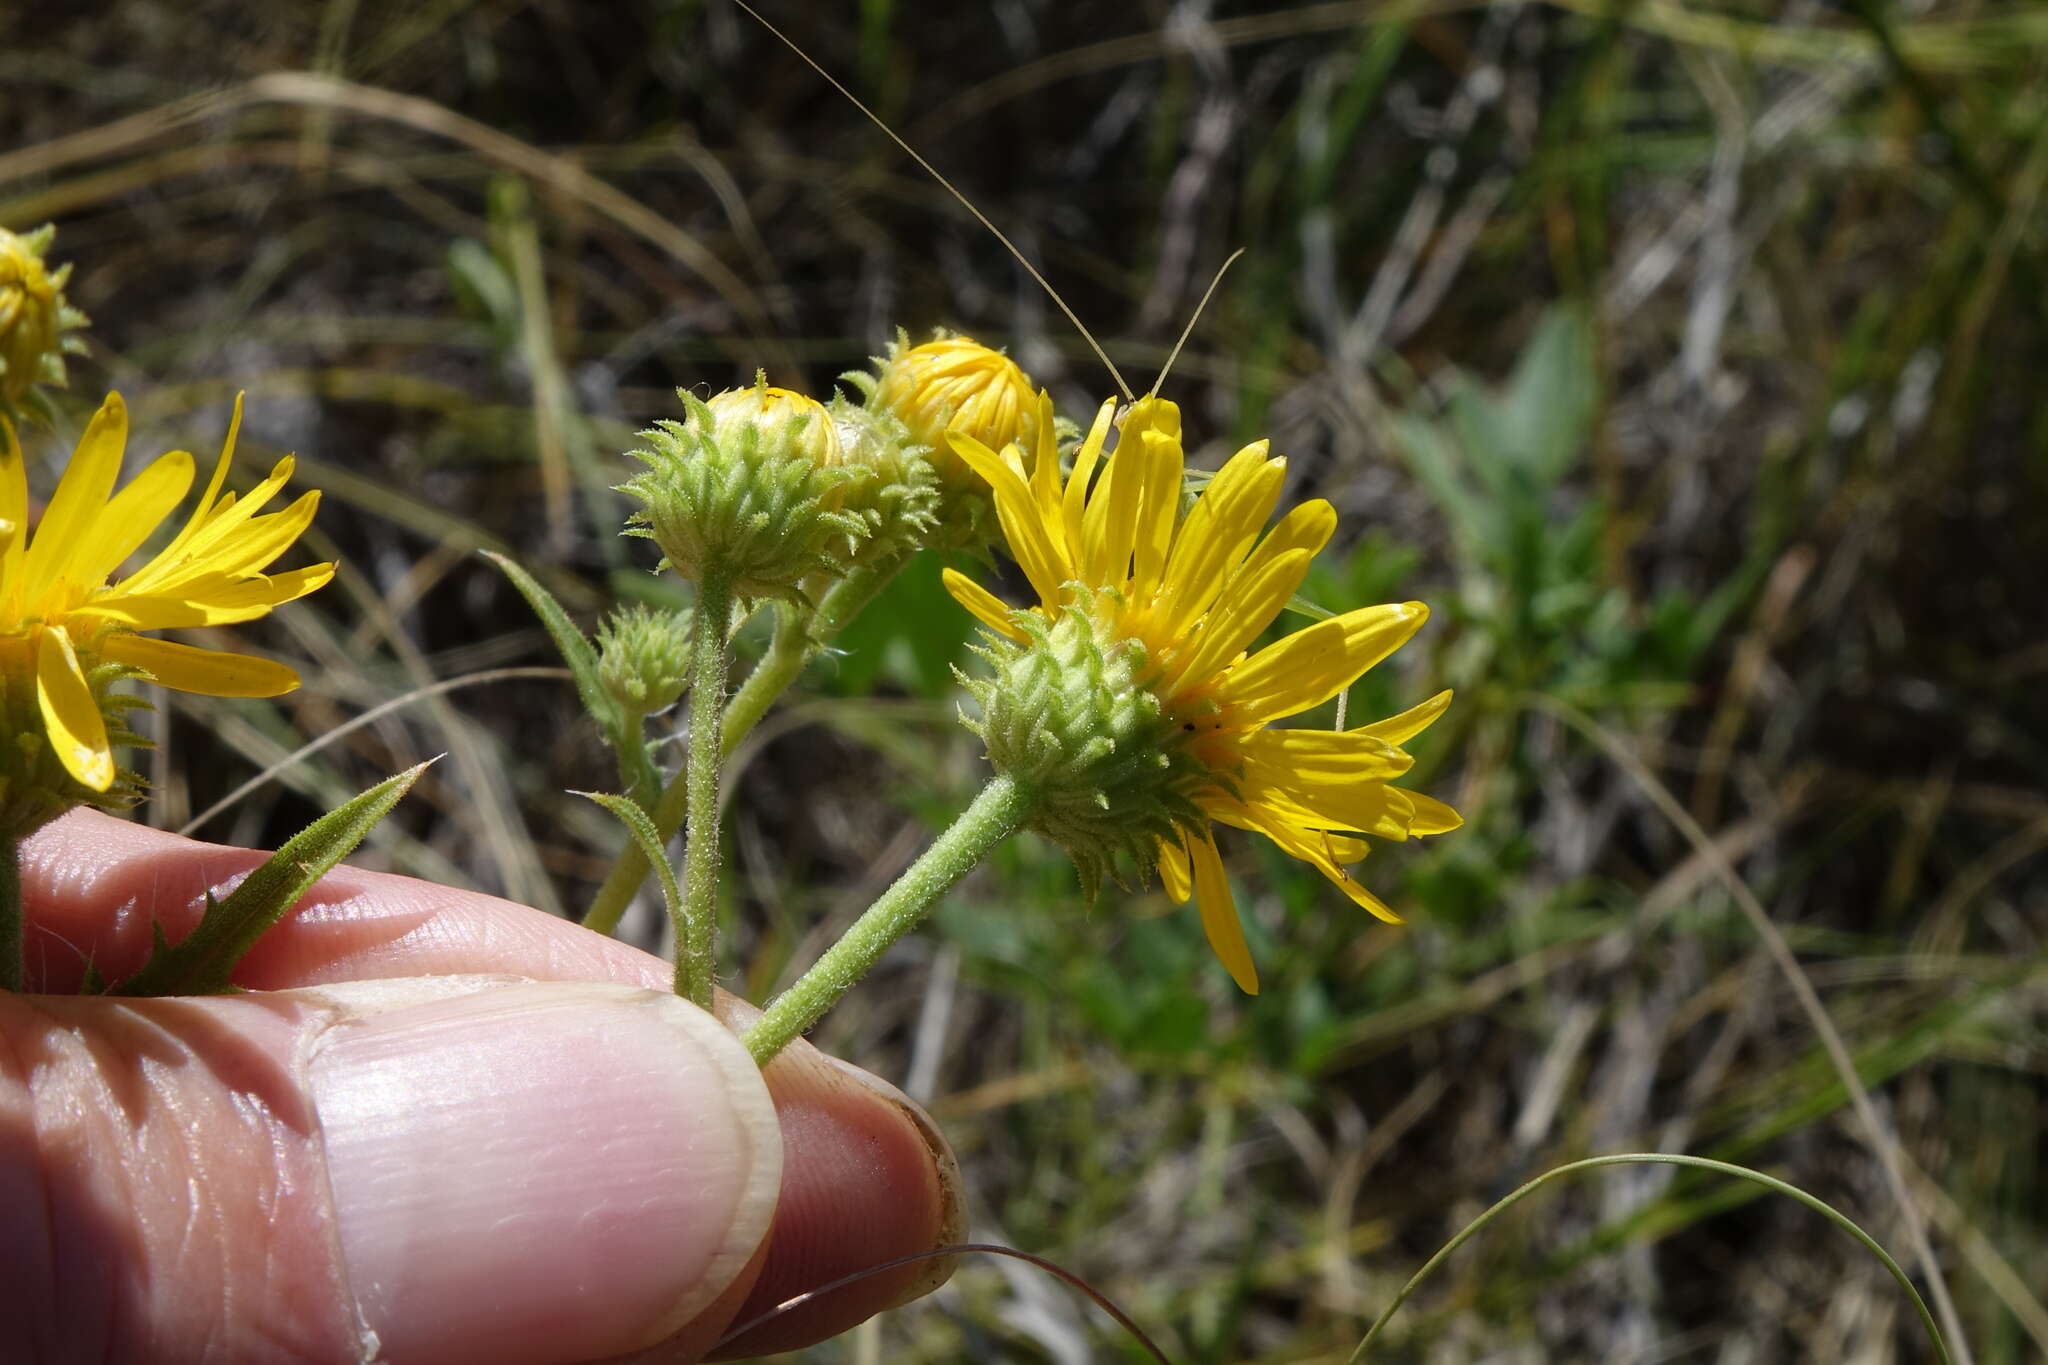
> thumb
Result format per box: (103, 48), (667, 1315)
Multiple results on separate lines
(1, 977), (782, 1365)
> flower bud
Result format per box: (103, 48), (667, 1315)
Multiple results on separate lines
(620, 380), (865, 604)
(829, 398), (942, 569)
(704, 382), (844, 478)
(854, 333), (1039, 545)
(595, 604), (692, 717)
(0, 224), (89, 422)
(960, 587), (1211, 902)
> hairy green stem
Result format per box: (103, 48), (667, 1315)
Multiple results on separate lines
(676, 573), (735, 1010)
(614, 709), (662, 812)
(743, 773), (1032, 1064)
(0, 837), (19, 992)
(719, 602), (808, 762)
(582, 560), (905, 934)
(721, 559), (901, 759)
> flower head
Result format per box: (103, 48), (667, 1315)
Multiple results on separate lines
(858, 335), (1040, 548)
(622, 381), (863, 604)
(596, 603), (692, 717)
(0, 225), (89, 421)
(945, 395), (1459, 993)
(828, 397), (942, 569)
(0, 393), (333, 825)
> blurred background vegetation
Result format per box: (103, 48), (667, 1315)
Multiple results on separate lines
(4, 0), (2045, 1359)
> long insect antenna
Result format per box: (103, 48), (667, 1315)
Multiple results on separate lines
(730, 0), (1134, 402)
(1148, 247), (1244, 401)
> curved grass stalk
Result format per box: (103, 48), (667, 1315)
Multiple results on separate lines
(1529, 693), (1973, 1365)
(1347, 1153), (1954, 1364)
(177, 666), (572, 838)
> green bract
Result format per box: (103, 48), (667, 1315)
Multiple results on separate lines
(0, 224), (89, 424)
(595, 603), (692, 716)
(620, 384), (865, 604)
(959, 587), (1210, 903)
(830, 397), (942, 569)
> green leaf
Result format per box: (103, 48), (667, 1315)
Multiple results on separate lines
(113, 761), (434, 997)
(483, 550), (618, 738)
(1500, 303), (1597, 485)
(576, 790), (704, 1004)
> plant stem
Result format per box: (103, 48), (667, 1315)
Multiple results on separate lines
(614, 709), (662, 811)
(721, 558), (900, 759)
(676, 572), (735, 1010)
(720, 601), (807, 761)
(0, 837), (19, 992)
(743, 772), (1032, 1065)
(582, 559), (905, 934)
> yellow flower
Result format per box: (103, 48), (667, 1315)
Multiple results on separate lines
(870, 335), (1037, 488)
(1, 392), (334, 793)
(943, 395), (1460, 993)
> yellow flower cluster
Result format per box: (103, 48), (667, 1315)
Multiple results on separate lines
(944, 394), (1460, 993)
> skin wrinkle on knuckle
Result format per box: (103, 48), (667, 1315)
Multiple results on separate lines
(2, 993), (358, 1365)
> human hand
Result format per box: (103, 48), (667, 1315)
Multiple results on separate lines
(6, 808), (962, 1364)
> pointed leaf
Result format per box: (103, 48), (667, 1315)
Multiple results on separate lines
(116, 760), (435, 996)
(482, 550), (616, 736)
(577, 791), (705, 1006)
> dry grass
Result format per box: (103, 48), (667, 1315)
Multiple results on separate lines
(3, 1), (2044, 1360)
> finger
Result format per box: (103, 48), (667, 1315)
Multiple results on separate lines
(704, 998), (965, 1360)
(20, 810), (663, 995)
(0, 977), (780, 1365)
(18, 809), (964, 1350)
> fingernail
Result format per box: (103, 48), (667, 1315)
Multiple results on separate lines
(309, 981), (781, 1365)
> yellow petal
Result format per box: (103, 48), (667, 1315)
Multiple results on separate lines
(1240, 727), (1414, 783)
(941, 566), (1028, 642)
(1060, 399), (1118, 554)
(127, 457), (298, 587)
(24, 394), (127, 605)
(174, 491), (320, 580)
(1161, 496), (1336, 690)
(66, 450), (195, 589)
(77, 561), (338, 629)
(1221, 601), (1428, 724)
(1025, 392), (1064, 533)
(155, 393), (244, 563)
(1400, 789), (1464, 836)
(36, 625), (113, 790)
(1079, 397), (1176, 590)
(1235, 774), (1415, 841)
(1357, 689), (1454, 745)
(0, 416), (28, 595)
(1189, 828), (1258, 994)
(1127, 425), (1186, 605)
(99, 634), (301, 697)
(1234, 800), (1404, 924)
(1157, 835), (1192, 903)
(1160, 547), (1313, 695)
(947, 432), (1069, 609)
(1155, 442), (1282, 640)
